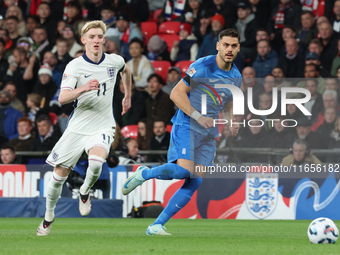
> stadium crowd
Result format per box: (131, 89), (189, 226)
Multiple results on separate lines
(0, 0), (340, 165)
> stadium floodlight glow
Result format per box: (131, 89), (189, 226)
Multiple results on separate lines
(201, 85), (312, 116)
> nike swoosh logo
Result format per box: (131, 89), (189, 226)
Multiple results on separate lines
(175, 204), (182, 209)
(84, 74), (93, 78)
(124, 177), (134, 189)
(209, 79), (219, 82)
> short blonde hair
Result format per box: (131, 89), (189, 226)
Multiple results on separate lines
(81, 20), (106, 37)
(27, 93), (42, 106)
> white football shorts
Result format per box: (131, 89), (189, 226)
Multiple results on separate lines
(46, 129), (114, 169)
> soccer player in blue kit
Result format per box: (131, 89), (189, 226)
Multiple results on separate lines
(122, 28), (242, 235)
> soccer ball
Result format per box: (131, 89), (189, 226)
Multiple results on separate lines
(307, 217), (339, 244)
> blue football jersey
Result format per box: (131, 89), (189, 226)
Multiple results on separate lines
(171, 55), (242, 137)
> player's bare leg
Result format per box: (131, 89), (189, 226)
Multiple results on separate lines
(37, 166), (71, 236)
(78, 146), (107, 217)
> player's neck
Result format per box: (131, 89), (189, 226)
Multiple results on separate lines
(85, 51), (103, 63)
(216, 55), (232, 71)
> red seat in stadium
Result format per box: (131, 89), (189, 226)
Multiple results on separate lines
(48, 112), (57, 125)
(158, 34), (180, 52)
(158, 21), (181, 34)
(141, 21), (158, 45)
(121, 125), (138, 140)
(151, 60), (171, 82)
(166, 125), (172, 133)
(175, 60), (194, 78)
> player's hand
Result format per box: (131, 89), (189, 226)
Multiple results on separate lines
(229, 118), (239, 136)
(121, 96), (131, 115)
(197, 116), (214, 129)
(83, 79), (99, 92)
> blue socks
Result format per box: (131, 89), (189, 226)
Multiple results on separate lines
(142, 163), (190, 180)
(152, 176), (203, 226)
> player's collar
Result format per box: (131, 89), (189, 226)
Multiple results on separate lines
(82, 52), (105, 65)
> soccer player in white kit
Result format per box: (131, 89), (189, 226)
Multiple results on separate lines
(37, 20), (132, 236)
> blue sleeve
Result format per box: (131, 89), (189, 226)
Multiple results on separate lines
(182, 60), (206, 87)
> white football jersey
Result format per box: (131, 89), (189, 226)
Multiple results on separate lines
(61, 53), (125, 135)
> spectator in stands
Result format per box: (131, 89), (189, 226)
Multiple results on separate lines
(100, 4), (116, 27)
(331, 39), (340, 76)
(162, 66), (181, 95)
(215, 124), (238, 163)
(42, 51), (62, 87)
(16, 37), (34, 58)
(252, 39), (279, 78)
(209, 0), (237, 28)
(308, 38), (332, 73)
(239, 116), (268, 163)
(286, 96), (304, 125)
(193, 9), (212, 46)
(325, 77), (340, 102)
(0, 38), (8, 87)
(278, 38), (305, 78)
(114, 76), (146, 127)
(104, 38), (119, 54)
(295, 116), (325, 150)
(127, 38), (154, 90)
(3, 47), (39, 102)
(235, 0), (258, 61)
(196, 14), (224, 59)
(170, 23), (198, 62)
(305, 52), (330, 78)
(118, 137), (142, 164)
(248, 28), (271, 65)
(5, 16), (20, 47)
(0, 145), (17, 164)
(303, 79), (323, 121)
(32, 27), (52, 59)
(87, 0), (105, 21)
(0, 90), (22, 140)
(25, 15), (39, 38)
(2, 81), (25, 114)
(31, 114), (61, 151)
(26, 93), (42, 124)
(53, 20), (66, 45)
(331, 0), (340, 33)
(327, 116), (340, 162)
(105, 12), (143, 60)
(33, 64), (60, 114)
(315, 90), (340, 128)
(281, 138), (322, 166)
(269, 115), (295, 149)
(146, 73), (175, 125)
(5, 5), (27, 36)
(319, 21), (338, 58)
(280, 25), (306, 55)
(65, 1), (84, 36)
(271, 67), (292, 89)
(6, 117), (34, 151)
(52, 24), (81, 58)
(298, 11), (317, 46)
(54, 37), (73, 73)
(148, 120), (170, 162)
(267, 0), (301, 52)
(137, 118), (150, 150)
(37, 2), (57, 43)
(251, 75), (278, 113)
(296, 64), (325, 95)
(316, 107), (337, 146)
(147, 35), (171, 61)
(249, 0), (271, 28)
(0, 28), (14, 57)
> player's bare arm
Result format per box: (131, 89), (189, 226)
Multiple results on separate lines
(120, 64), (132, 115)
(170, 80), (214, 129)
(224, 101), (239, 136)
(58, 79), (99, 105)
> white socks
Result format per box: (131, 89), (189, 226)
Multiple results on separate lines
(45, 172), (67, 222)
(79, 155), (105, 195)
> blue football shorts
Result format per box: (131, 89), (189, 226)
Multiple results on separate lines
(167, 124), (216, 166)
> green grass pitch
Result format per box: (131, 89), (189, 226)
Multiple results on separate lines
(0, 218), (339, 255)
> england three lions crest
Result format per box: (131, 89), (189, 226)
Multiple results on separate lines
(246, 173), (278, 219)
(107, 67), (115, 78)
